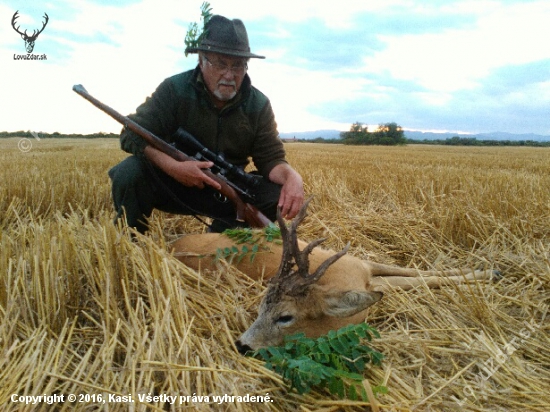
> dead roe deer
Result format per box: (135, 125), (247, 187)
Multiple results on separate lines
(171, 199), (499, 352)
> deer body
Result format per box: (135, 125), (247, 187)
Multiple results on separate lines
(173, 233), (491, 291)
(172, 233), (368, 287)
(171, 212), (497, 352)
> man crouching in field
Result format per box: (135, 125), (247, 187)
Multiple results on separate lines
(108, 15), (304, 233)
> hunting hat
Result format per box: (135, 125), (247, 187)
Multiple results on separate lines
(185, 15), (265, 59)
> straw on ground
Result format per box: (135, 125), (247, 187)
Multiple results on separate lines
(0, 138), (548, 411)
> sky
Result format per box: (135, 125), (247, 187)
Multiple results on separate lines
(1, 0), (549, 136)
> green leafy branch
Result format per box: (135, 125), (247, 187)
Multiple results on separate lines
(184, 2), (214, 56)
(254, 323), (387, 401)
(216, 224), (282, 263)
(215, 244), (261, 264)
(223, 223), (281, 244)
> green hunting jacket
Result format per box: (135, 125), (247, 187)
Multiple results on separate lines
(120, 66), (287, 178)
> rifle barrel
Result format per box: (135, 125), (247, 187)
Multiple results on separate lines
(72, 85), (186, 162)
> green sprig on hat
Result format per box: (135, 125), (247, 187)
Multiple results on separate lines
(184, 2), (213, 57)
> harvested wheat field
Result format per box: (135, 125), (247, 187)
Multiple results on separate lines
(0, 137), (548, 411)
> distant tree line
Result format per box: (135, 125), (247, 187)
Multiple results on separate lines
(406, 135), (550, 147)
(288, 123), (550, 147)
(0, 131), (119, 139)
(3, 129), (549, 147)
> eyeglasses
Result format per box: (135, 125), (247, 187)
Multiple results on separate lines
(203, 55), (248, 75)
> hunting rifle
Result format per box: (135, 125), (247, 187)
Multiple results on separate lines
(72, 84), (272, 228)
(172, 127), (262, 199)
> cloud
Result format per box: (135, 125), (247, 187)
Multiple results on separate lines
(275, 0), (550, 134)
(481, 60), (550, 96)
(1, 0), (549, 135)
(212, 0), (414, 28)
(253, 18), (380, 71)
(251, 61), (372, 131)
(361, 1), (550, 93)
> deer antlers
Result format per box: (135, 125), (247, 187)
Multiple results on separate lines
(270, 198), (350, 297)
(11, 11), (49, 41)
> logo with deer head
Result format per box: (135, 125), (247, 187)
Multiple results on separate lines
(11, 11), (49, 54)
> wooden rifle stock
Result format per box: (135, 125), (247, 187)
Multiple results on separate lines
(72, 84), (272, 228)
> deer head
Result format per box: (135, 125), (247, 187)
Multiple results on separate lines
(235, 199), (382, 353)
(12, 11), (49, 54)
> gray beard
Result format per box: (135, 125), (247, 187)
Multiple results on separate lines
(214, 81), (237, 101)
(213, 89), (237, 101)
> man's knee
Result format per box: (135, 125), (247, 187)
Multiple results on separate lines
(109, 156), (152, 213)
(109, 156), (147, 188)
(108, 156), (155, 234)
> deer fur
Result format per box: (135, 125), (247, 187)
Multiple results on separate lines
(171, 200), (498, 352)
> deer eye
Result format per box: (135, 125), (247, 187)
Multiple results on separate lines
(275, 315), (294, 325)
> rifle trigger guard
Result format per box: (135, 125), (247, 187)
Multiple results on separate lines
(214, 192), (228, 203)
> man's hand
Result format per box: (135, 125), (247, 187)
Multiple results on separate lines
(167, 160), (222, 189)
(268, 163), (304, 219)
(144, 145), (222, 190)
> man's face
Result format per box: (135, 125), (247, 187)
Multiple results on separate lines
(199, 53), (248, 104)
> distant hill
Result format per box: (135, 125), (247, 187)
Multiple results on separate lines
(279, 130), (342, 140)
(280, 130), (550, 142)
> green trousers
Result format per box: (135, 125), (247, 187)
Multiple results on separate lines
(108, 156), (281, 233)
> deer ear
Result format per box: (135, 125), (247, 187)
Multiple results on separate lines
(323, 290), (383, 318)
